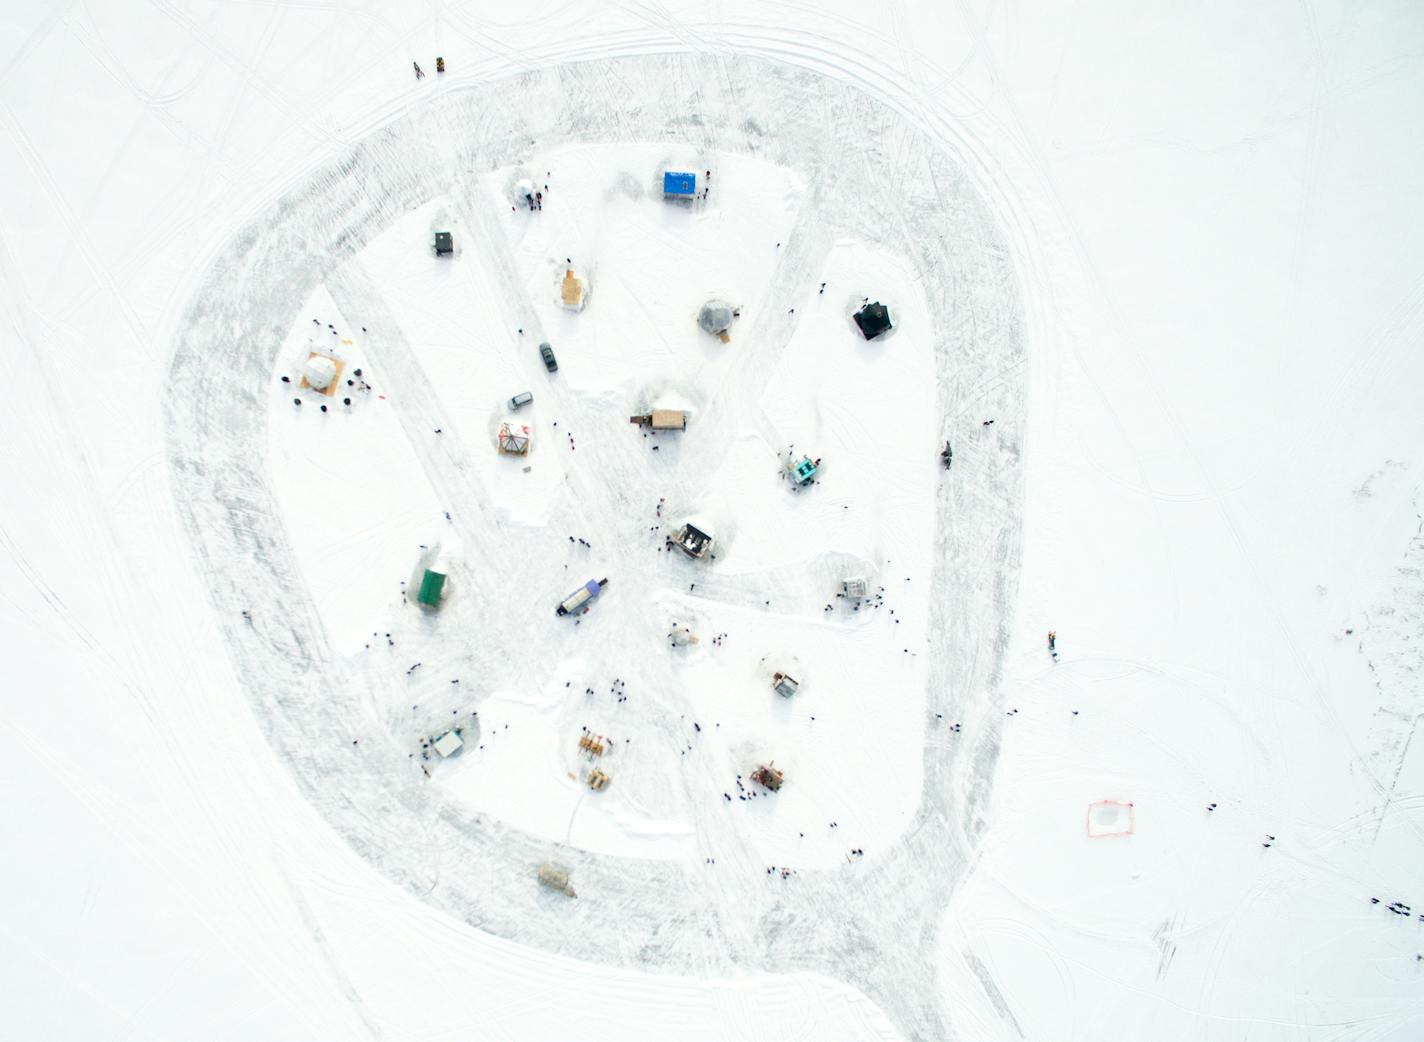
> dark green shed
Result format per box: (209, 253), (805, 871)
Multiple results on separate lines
(416, 569), (447, 607)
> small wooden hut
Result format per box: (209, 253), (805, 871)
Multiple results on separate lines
(752, 763), (784, 791)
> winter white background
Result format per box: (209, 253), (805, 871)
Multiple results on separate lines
(2, 2), (1422, 1041)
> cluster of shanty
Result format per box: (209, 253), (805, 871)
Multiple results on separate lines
(409, 183), (900, 901)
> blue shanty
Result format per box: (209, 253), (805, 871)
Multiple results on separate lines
(663, 171), (697, 196)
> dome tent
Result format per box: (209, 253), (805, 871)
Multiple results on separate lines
(697, 299), (735, 340)
(300, 354), (341, 395)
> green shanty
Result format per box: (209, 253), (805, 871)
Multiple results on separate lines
(416, 568), (447, 607)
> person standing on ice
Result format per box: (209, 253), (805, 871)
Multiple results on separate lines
(1048, 631), (1058, 660)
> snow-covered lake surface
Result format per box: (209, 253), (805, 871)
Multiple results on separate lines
(3, 4), (1423, 1041)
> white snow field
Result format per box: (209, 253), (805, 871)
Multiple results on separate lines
(3, 3), (1423, 1042)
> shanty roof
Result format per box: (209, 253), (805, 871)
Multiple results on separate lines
(663, 171), (697, 195)
(433, 730), (463, 757)
(678, 524), (713, 556)
(854, 301), (893, 340)
(416, 568), (446, 606)
(698, 300), (734, 334)
(498, 422), (531, 454)
(303, 353), (338, 390)
(560, 269), (585, 309)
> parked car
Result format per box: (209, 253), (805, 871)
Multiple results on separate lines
(509, 391), (533, 410)
(539, 342), (558, 372)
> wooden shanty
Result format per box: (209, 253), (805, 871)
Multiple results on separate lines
(578, 734), (606, 757)
(560, 268), (587, 311)
(752, 763), (784, 791)
(587, 768), (610, 791)
(629, 410), (687, 431)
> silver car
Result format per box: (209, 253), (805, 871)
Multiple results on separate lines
(509, 391), (533, 410)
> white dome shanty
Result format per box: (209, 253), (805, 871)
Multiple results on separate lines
(302, 354), (338, 390)
(697, 300), (734, 335)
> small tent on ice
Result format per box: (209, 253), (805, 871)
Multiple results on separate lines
(698, 300), (736, 340)
(301, 353), (341, 393)
(854, 301), (893, 340)
(537, 862), (577, 897)
(433, 231), (454, 255)
(498, 422), (531, 455)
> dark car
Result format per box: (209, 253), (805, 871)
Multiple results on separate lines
(539, 342), (558, 372)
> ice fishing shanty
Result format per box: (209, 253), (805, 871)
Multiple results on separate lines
(433, 230), (454, 255)
(788, 455), (819, 485)
(629, 410), (687, 431)
(752, 763), (784, 791)
(772, 672), (799, 698)
(697, 299), (736, 342)
(663, 170), (696, 198)
(415, 567), (447, 608)
(498, 422), (531, 455)
(853, 301), (892, 340)
(432, 730), (463, 757)
(559, 267), (588, 311)
(672, 523), (713, 559)
(299, 352), (343, 395)
(556, 578), (608, 616)
(537, 862), (577, 897)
